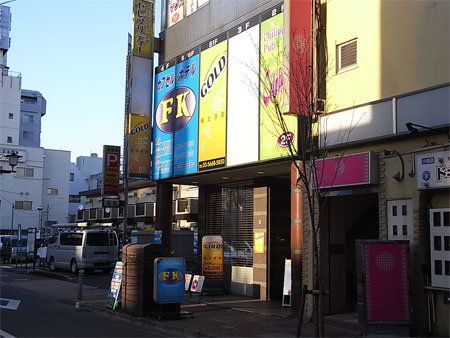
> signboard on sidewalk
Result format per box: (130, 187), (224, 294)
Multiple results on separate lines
(282, 259), (291, 307)
(201, 235), (223, 277)
(190, 275), (205, 293)
(153, 257), (185, 304)
(106, 261), (123, 310)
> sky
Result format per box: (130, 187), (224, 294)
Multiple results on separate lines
(6, 0), (155, 162)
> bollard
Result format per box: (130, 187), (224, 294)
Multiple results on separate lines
(77, 269), (84, 302)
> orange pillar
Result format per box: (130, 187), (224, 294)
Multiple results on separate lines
(291, 161), (304, 315)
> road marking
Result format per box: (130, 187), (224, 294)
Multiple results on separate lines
(0, 265), (13, 269)
(12, 279), (28, 281)
(0, 298), (21, 310)
(0, 329), (17, 338)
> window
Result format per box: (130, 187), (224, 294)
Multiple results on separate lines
(392, 225), (398, 236)
(21, 96), (37, 104)
(135, 203), (145, 216)
(89, 208), (97, 220)
(103, 208), (111, 219)
(435, 260), (442, 275)
(49, 234), (58, 244)
(16, 167), (34, 177)
(22, 130), (34, 140)
(8, 113), (13, 119)
(434, 236), (442, 251)
(86, 233), (109, 246)
(60, 233), (83, 246)
(392, 205), (397, 216)
(337, 39), (357, 73)
(77, 210), (84, 221)
(69, 195), (81, 203)
(70, 173), (75, 181)
(47, 188), (58, 195)
(7, 136), (12, 143)
(15, 201), (32, 210)
(22, 113), (34, 123)
(119, 206), (124, 218)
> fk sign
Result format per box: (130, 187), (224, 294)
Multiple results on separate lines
(102, 145), (121, 196)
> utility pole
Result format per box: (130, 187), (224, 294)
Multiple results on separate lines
(10, 204), (14, 234)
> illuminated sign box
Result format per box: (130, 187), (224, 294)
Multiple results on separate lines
(316, 151), (378, 188)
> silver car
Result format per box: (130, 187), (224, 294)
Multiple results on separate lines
(46, 229), (118, 274)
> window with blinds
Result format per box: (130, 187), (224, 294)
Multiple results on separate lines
(337, 39), (357, 72)
(208, 183), (254, 260)
(207, 182), (254, 292)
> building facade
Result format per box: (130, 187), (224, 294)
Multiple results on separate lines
(0, 5), (71, 236)
(148, 0), (449, 335)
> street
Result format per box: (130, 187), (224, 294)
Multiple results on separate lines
(0, 267), (173, 337)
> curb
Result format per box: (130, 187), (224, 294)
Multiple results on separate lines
(70, 299), (211, 337)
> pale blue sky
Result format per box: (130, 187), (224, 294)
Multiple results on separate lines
(6, 0), (159, 162)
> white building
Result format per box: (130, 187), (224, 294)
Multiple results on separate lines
(0, 4), (71, 235)
(68, 153), (103, 222)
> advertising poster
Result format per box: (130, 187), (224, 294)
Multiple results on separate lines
(173, 49), (200, 176)
(26, 228), (36, 257)
(254, 231), (265, 254)
(167, 0), (184, 28)
(153, 61), (176, 179)
(227, 17), (260, 166)
(153, 257), (185, 304)
(259, 5), (297, 161)
(198, 33), (228, 171)
(102, 145), (121, 196)
(190, 274), (205, 293)
(128, 114), (151, 178)
(132, 0), (154, 59)
(106, 261), (123, 310)
(201, 235), (223, 277)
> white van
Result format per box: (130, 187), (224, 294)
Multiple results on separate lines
(46, 228), (118, 274)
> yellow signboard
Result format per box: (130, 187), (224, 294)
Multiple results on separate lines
(201, 235), (223, 277)
(132, 0), (154, 59)
(254, 232), (265, 254)
(128, 114), (151, 178)
(198, 37), (228, 170)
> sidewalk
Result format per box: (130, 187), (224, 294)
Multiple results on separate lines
(4, 266), (364, 337)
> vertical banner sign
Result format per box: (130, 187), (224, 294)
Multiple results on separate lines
(259, 5), (297, 161)
(153, 61), (176, 179)
(201, 235), (223, 277)
(198, 33), (228, 171)
(128, 114), (151, 178)
(167, 0), (184, 28)
(132, 0), (154, 59)
(174, 49), (200, 176)
(102, 145), (121, 196)
(154, 257), (186, 304)
(26, 228), (36, 258)
(106, 261), (124, 310)
(227, 17), (260, 166)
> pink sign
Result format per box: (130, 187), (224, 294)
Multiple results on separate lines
(364, 242), (410, 322)
(315, 152), (377, 188)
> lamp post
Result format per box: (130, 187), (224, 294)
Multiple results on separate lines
(10, 204), (14, 235)
(0, 151), (22, 174)
(37, 206), (43, 233)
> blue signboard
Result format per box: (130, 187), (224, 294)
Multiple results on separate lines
(153, 62), (176, 179)
(173, 51), (200, 176)
(153, 257), (185, 304)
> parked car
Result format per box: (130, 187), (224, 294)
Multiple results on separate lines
(0, 235), (27, 262)
(0, 236), (12, 263)
(46, 228), (118, 274)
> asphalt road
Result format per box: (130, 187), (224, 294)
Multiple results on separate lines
(0, 270), (172, 337)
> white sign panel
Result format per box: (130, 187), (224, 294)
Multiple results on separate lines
(167, 0), (184, 28)
(226, 19), (260, 166)
(416, 151), (450, 189)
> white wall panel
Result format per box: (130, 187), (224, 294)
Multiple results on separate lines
(227, 23), (260, 166)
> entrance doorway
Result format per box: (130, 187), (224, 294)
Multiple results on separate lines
(320, 193), (379, 314)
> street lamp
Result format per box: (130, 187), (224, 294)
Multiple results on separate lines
(0, 151), (22, 174)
